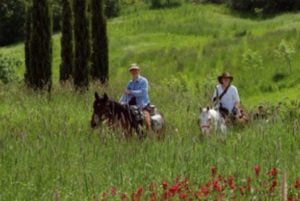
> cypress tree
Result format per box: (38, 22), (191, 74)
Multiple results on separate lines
(29, 0), (52, 90)
(91, 0), (109, 84)
(24, 1), (32, 84)
(60, 0), (74, 82)
(73, 0), (90, 89)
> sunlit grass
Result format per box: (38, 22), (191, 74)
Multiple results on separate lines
(1, 3), (300, 200)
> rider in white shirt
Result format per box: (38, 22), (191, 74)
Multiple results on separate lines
(212, 72), (240, 117)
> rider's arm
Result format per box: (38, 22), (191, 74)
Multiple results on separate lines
(120, 82), (132, 104)
(233, 87), (240, 107)
(212, 86), (218, 102)
(129, 79), (148, 98)
(119, 95), (128, 105)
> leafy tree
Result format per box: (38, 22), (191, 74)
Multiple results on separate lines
(73, 0), (90, 89)
(24, 1), (32, 84)
(227, 0), (300, 14)
(60, 0), (74, 82)
(0, 0), (25, 46)
(28, 0), (53, 90)
(91, 0), (109, 84)
(105, 0), (120, 18)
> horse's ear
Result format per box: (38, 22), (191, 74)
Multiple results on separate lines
(103, 93), (108, 101)
(95, 92), (100, 100)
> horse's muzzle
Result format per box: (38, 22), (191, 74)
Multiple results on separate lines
(91, 114), (100, 128)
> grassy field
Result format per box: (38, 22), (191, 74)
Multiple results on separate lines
(1, 3), (300, 200)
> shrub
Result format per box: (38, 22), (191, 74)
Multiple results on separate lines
(274, 39), (295, 73)
(0, 54), (21, 83)
(197, 0), (225, 4)
(227, 0), (300, 15)
(105, 0), (120, 18)
(272, 73), (287, 83)
(0, 0), (25, 46)
(150, 0), (181, 9)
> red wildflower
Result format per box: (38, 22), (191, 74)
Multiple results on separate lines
(120, 192), (128, 201)
(288, 195), (294, 201)
(169, 184), (180, 195)
(211, 165), (217, 177)
(150, 192), (156, 201)
(267, 167), (278, 177)
(136, 187), (144, 196)
(239, 186), (246, 196)
(294, 178), (300, 189)
(130, 192), (135, 201)
(247, 177), (252, 191)
(206, 180), (212, 188)
(162, 181), (168, 190)
(218, 175), (224, 181)
(179, 192), (186, 200)
(101, 192), (107, 201)
(254, 165), (261, 176)
(213, 180), (222, 192)
(200, 186), (209, 196)
(269, 179), (278, 193)
(194, 191), (201, 199)
(227, 176), (235, 189)
(110, 187), (117, 196)
(162, 191), (169, 201)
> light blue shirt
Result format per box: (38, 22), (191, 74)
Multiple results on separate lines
(120, 75), (150, 108)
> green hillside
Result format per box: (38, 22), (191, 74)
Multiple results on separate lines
(1, 3), (300, 200)
(1, 3), (300, 104)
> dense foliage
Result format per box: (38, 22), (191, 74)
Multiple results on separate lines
(60, 0), (74, 82)
(0, 54), (21, 83)
(228, 0), (300, 14)
(73, 0), (90, 89)
(27, 0), (52, 90)
(0, 0), (25, 46)
(91, 0), (109, 83)
(105, 0), (120, 18)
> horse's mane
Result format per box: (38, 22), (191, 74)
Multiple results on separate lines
(106, 98), (131, 119)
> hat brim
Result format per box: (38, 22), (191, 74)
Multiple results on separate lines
(218, 76), (233, 83)
(128, 67), (140, 72)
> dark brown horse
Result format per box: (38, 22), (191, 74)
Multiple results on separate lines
(91, 92), (145, 139)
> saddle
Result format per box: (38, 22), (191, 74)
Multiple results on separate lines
(128, 97), (163, 131)
(129, 105), (144, 123)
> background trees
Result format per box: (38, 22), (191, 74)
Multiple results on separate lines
(60, 0), (74, 82)
(73, 0), (90, 89)
(91, 0), (109, 84)
(26, 0), (52, 90)
(0, 0), (25, 46)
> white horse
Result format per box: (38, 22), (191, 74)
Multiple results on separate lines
(199, 107), (227, 134)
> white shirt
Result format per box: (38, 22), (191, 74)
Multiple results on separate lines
(212, 84), (240, 112)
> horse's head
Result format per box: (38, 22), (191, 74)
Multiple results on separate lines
(199, 106), (213, 134)
(91, 92), (110, 128)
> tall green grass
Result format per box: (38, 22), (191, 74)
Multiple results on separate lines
(1, 83), (300, 200)
(1, 3), (300, 200)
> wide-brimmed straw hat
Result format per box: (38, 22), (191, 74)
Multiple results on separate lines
(128, 63), (140, 72)
(218, 72), (233, 83)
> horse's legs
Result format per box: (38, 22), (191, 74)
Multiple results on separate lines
(143, 110), (151, 130)
(134, 122), (146, 140)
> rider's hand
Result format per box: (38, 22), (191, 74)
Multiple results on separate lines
(124, 89), (131, 95)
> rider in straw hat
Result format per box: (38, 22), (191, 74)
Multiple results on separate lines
(212, 72), (240, 118)
(120, 63), (151, 129)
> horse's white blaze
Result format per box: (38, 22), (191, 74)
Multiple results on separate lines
(199, 108), (227, 134)
(93, 114), (100, 124)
